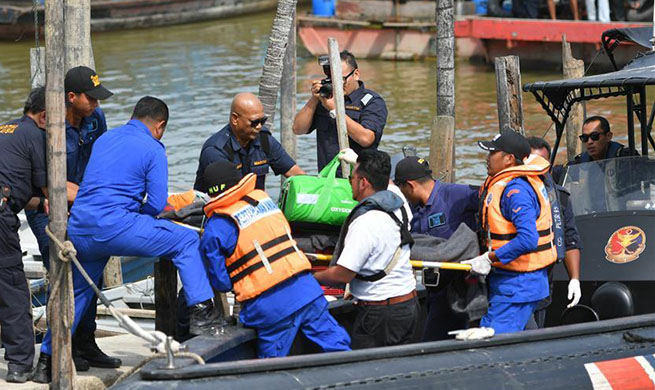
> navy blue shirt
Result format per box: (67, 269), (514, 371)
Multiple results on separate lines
(411, 180), (479, 239)
(557, 185), (582, 251)
(66, 107), (107, 184)
(68, 120), (168, 238)
(489, 177), (548, 303)
(200, 214), (323, 328)
(0, 116), (47, 212)
(310, 81), (387, 171)
(194, 124), (295, 191)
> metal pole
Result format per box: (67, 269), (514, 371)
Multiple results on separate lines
(327, 38), (350, 178)
(45, 0), (74, 387)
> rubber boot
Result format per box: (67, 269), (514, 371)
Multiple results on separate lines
(31, 354), (51, 384)
(73, 331), (122, 368)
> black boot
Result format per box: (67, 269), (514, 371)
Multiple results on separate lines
(6, 364), (32, 383)
(189, 299), (228, 335)
(72, 345), (91, 372)
(31, 354), (51, 384)
(73, 332), (122, 368)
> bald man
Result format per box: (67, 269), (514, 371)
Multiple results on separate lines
(194, 93), (304, 191)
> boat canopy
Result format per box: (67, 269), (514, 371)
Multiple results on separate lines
(523, 50), (655, 159)
(602, 26), (654, 69)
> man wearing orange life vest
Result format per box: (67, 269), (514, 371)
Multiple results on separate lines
(463, 130), (557, 334)
(199, 160), (351, 358)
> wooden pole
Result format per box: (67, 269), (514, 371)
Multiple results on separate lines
(258, 0), (298, 127)
(494, 55), (525, 134)
(45, 0), (74, 387)
(64, 0), (95, 71)
(279, 10), (297, 162)
(327, 38), (351, 178)
(562, 36), (584, 161)
(30, 48), (46, 88)
(430, 0), (456, 182)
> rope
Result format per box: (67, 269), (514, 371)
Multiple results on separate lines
(43, 225), (203, 369)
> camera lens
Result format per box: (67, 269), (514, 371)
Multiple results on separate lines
(319, 79), (333, 98)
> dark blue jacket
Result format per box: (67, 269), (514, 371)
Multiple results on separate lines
(66, 107), (107, 184)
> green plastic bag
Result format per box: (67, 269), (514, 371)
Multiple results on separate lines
(279, 155), (358, 226)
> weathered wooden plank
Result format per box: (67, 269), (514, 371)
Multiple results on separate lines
(562, 35), (584, 161)
(64, 0), (95, 71)
(45, 0), (74, 387)
(154, 257), (177, 336)
(29, 48), (45, 89)
(103, 256), (123, 289)
(327, 38), (351, 178)
(280, 10), (297, 162)
(429, 115), (455, 183)
(494, 55), (524, 134)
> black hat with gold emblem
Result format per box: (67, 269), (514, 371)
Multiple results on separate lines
(394, 156), (433, 184)
(65, 66), (113, 100)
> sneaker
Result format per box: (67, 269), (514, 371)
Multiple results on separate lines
(74, 332), (122, 368)
(31, 354), (51, 384)
(6, 365), (32, 383)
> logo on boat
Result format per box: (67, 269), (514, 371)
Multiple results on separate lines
(604, 226), (645, 264)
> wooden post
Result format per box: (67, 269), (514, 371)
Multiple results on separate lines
(430, 0), (456, 182)
(30, 48), (46, 88)
(45, 0), (74, 387)
(64, 0), (95, 71)
(494, 56), (525, 134)
(154, 257), (177, 336)
(103, 257), (123, 289)
(327, 38), (350, 178)
(258, 0), (298, 126)
(563, 36), (584, 161)
(279, 10), (297, 162)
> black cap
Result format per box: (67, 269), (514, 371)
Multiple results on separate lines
(478, 129), (531, 161)
(394, 156), (432, 184)
(65, 66), (113, 100)
(203, 161), (243, 196)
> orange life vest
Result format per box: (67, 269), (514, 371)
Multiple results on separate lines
(480, 155), (557, 272)
(203, 173), (311, 302)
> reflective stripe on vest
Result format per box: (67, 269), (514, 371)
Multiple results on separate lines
(480, 155), (557, 272)
(204, 174), (311, 301)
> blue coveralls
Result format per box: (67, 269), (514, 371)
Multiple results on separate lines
(40, 119), (214, 356)
(200, 215), (351, 358)
(309, 81), (387, 171)
(410, 180), (479, 341)
(0, 115), (47, 371)
(193, 125), (295, 191)
(26, 107), (107, 337)
(481, 178), (549, 334)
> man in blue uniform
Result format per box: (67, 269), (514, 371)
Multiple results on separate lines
(199, 160), (351, 357)
(25, 66), (115, 371)
(393, 156), (479, 341)
(293, 50), (388, 172)
(464, 131), (556, 334)
(33, 97), (223, 383)
(569, 116), (635, 165)
(0, 87), (48, 383)
(194, 93), (304, 191)
(528, 137), (582, 327)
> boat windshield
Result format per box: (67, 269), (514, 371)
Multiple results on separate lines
(562, 156), (655, 217)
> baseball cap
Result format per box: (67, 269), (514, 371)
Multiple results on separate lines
(203, 161), (243, 196)
(394, 156), (432, 184)
(65, 66), (113, 100)
(478, 129), (531, 161)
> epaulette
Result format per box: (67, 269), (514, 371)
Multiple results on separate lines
(0, 124), (18, 134)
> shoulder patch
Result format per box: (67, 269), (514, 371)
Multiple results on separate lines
(506, 189), (520, 198)
(0, 124), (17, 134)
(361, 93), (373, 106)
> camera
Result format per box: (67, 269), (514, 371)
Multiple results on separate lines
(317, 55), (333, 99)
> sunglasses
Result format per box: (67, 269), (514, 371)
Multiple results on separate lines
(240, 115), (268, 128)
(579, 131), (607, 142)
(342, 67), (357, 83)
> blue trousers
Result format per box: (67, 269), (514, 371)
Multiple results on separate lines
(26, 210), (98, 336)
(41, 215), (214, 355)
(255, 296), (351, 358)
(480, 300), (538, 334)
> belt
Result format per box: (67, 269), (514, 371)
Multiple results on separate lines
(356, 290), (417, 306)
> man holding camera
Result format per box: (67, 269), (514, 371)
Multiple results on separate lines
(293, 50), (388, 172)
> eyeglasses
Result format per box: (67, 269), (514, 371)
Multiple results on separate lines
(579, 131), (606, 142)
(342, 67), (357, 83)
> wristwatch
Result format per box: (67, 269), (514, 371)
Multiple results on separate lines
(329, 109), (336, 119)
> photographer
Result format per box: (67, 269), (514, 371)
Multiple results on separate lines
(293, 50), (388, 172)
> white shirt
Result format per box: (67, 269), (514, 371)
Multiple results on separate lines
(337, 200), (416, 301)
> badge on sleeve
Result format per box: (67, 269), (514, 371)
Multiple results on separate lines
(428, 212), (446, 229)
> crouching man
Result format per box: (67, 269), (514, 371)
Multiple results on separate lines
(314, 150), (419, 349)
(200, 161), (351, 357)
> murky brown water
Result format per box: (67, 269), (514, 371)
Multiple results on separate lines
(0, 11), (636, 196)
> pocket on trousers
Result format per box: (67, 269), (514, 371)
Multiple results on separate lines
(358, 307), (381, 336)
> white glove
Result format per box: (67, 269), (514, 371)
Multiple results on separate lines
(338, 148), (358, 166)
(455, 327), (495, 341)
(462, 252), (492, 276)
(567, 278), (581, 308)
